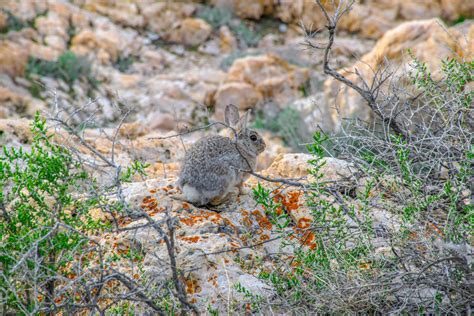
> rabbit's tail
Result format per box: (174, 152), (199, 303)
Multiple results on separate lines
(182, 184), (204, 205)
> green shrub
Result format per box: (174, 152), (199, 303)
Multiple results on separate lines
(254, 107), (310, 150)
(0, 9), (29, 33)
(250, 57), (473, 314)
(219, 50), (261, 70)
(197, 6), (261, 47)
(0, 113), (104, 313)
(26, 51), (96, 87)
(228, 20), (261, 47)
(114, 55), (135, 73)
(197, 6), (233, 29)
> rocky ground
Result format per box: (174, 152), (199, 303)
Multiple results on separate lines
(0, 0), (472, 313)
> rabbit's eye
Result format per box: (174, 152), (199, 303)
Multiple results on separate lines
(250, 134), (258, 141)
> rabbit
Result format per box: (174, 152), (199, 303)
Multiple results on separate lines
(177, 104), (266, 206)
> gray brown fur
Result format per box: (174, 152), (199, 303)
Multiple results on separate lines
(177, 105), (265, 206)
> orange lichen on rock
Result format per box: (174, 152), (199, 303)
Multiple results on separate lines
(179, 210), (222, 226)
(180, 235), (201, 243)
(296, 217), (312, 229)
(273, 190), (303, 214)
(117, 214), (133, 227)
(140, 195), (166, 216)
(113, 242), (130, 256)
(208, 274), (218, 287)
(260, 234), (270, 241)
(185, 278), (202, 294)
(240, 209), (254, 227)
(251, 209), (272, 230)
(300, 231), (317, 250)
(284, 191), (303, 212)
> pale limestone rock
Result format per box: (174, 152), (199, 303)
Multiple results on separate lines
(210, 0), (273, 19)
(0, 41), (28, 77)
(141, 2), (197, 35)
(28, 42), (62, 61)
(71, 28), (121, 63)
(399, 0), (442, 20)
(256, 132), (290, 171)
(141, 50), (166, 70)
(0, 118), (33, 143)
(44, 35), (67, 52)
(338, 3), (396, 38)
(441, 0), (474, 21)
(187, 81), (218, 106)
(214, 81), (263, 114)
(288, 93), (334, 132)
(1, 0), (45, 21)
(0, 11), (8, 31)
(35, 12), (69, 39)
(145, 112), (177, 131)
(274, 0), (327, 31)
(82, 0), (145, 28)
(234, 0), (265, 20)
(219, 25), (237, 53)
(47, 1), (74, 21)
(165, 18), (212, 46)
(263, 153), (355, 182)
(225, 54), (309, 106)
(112, 177), (278, 312)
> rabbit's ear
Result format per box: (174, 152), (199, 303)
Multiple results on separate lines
(225, 104), (240, 127)
(239, 110), (250, 131)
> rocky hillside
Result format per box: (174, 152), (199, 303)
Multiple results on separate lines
(0, 0), (472, 314)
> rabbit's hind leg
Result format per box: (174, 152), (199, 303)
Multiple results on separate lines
(209, 186), (239, 207)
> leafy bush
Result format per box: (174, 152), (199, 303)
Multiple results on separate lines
(197, 6), (261, 47)
(250, 54), (473, 313)
(0, 113), (103, 313)
(197, 6), (233, 29)
(254, 107), (310, 150)
(0, 111), (196, 314)
(114, 55), (135, 73)
(26, 51), (96, 87)
(228, 20), (261, 47)
(0, 9), (31, 33)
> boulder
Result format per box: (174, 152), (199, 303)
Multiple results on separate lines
(225, 54), (309, 106)
(0, 1), (46, 21)
(219, 25), (237, 53)
(209, 0), (273, 20)
(0, 41), (28, 77)
(71, 28), (121, 63)
(27, 42), (62, 61)
(214, 82), (263, 115)
(338, 3), (397, 38)
(165, 18), (212, 46)
(441, 0), (474, 21)
(82, 0), (145, 28)
(274, 0), (327, 31)
(0, 11), (8, 31)
(141, 2), (197, 34)
(263, 153), (355, 182)
(287, 93), (334, 132)
(35, 12), (69, 39)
